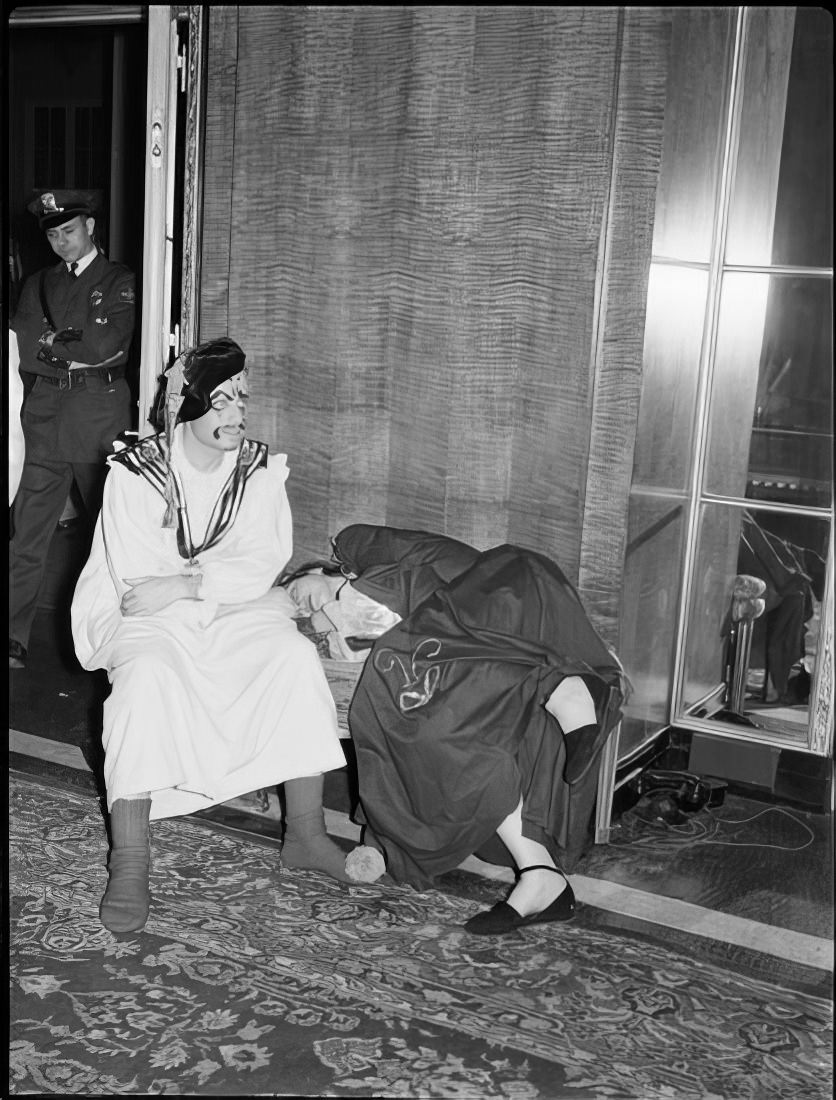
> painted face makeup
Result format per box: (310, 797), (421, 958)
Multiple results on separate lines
(189, 370), (250, 452)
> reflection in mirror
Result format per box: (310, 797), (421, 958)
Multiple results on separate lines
(616, 263), (706, 760)
(727, 7), (833, 268)
(681, 503), (829, 741)
(705, 274), (833, 508)
(618, 494), (687, 757)
(748, 277), (833, 509)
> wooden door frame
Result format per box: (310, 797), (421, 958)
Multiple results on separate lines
(9, 3), (206, 437)
(138, 4), (206, 436)
(137, 5), (177, 436)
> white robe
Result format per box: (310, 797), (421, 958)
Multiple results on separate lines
(71, 431), (346, 820)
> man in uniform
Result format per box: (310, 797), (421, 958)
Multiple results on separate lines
(9, 189), (135, 669)
(71, 337), (363, 933)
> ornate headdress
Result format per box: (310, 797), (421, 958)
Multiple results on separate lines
(151, 337), (247, 528)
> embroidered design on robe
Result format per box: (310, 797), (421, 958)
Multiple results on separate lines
(111, 434), (268, 559)
(374, 637), (443, 712)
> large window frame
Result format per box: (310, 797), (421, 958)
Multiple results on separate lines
(670, 7), (834, 756)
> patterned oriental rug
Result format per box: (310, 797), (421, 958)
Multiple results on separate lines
(8, 773), (832, 1099)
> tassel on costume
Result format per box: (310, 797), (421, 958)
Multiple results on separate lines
(161, 355), (186, 529)
(161, 468), (179, 529)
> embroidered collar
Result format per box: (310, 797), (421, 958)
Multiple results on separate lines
(110, 432), (269, 560)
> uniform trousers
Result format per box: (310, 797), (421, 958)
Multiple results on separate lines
(10, 374), (128, 649)
(10, 453), (106, 648)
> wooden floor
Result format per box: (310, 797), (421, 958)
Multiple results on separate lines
(9, 524), (834, 997)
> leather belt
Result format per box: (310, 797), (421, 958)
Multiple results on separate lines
(39, 367), (125, 390)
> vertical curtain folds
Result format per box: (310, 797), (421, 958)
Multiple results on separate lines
(201, 6), (669, 591)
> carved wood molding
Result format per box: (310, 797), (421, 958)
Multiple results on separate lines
(179, 5), (206, 353)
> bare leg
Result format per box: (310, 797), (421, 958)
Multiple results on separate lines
(463, 796), (575, 933)
(545, 675), (596, 731)
(495, 797), (567, 917)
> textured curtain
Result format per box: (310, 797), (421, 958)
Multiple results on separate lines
(200, 6), (669, 640)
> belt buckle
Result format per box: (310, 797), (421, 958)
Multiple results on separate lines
(58, 373), (71, 390)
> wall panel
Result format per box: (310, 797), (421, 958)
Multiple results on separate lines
(200, 5), (669, 581)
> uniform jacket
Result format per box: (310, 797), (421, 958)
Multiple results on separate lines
(11, 252), (135, 463)
(12, 252), (135, 378)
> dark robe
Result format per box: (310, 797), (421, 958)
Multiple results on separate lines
(333, 525), (624, 888)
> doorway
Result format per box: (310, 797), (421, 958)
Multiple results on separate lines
(8, 15), (148, 423)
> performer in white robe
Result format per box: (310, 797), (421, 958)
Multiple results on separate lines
(71, 337), (358, 934)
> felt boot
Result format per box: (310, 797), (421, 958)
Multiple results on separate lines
(282, 775), (351, 882)
(100, 798), (152, 933)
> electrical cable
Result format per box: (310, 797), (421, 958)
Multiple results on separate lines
(610, 801), (817, 853)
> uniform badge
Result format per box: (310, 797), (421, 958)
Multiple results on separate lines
(120, 288), (136, 303)
(40, 193), (62, 215)
(90, 289), (103, 307)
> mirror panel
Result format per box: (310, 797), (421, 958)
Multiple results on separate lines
(705, 273), (833, 508)
(620, 494), (687, 746)
(626, 6), (833, 757)
(726, 7), (833, 268)
(680, 502), (829, 743)
(617, 264), (706, 757)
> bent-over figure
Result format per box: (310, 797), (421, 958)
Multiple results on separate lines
(287, 525), (626, 936)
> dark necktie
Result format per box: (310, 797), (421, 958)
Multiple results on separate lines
(69, 262), (78, 279)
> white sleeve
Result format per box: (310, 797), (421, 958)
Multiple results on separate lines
(71, 463), (152, 667)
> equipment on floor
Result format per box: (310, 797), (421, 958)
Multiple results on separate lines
(627, 769), (727, 813)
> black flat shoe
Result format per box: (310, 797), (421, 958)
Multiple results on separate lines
(463, 865), (575, 935)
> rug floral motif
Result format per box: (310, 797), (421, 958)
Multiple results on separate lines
(8, 773), (833, 1098)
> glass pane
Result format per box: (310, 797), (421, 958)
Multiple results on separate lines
(727, 7), (834, 268)
(679, 502), (828, 741)
(651, 8), (735, 263)
(618, 493), (687, 758)
(680, 503), (742, 715)
(705, 273), (833, 507)
(631, 264), (707, 491)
